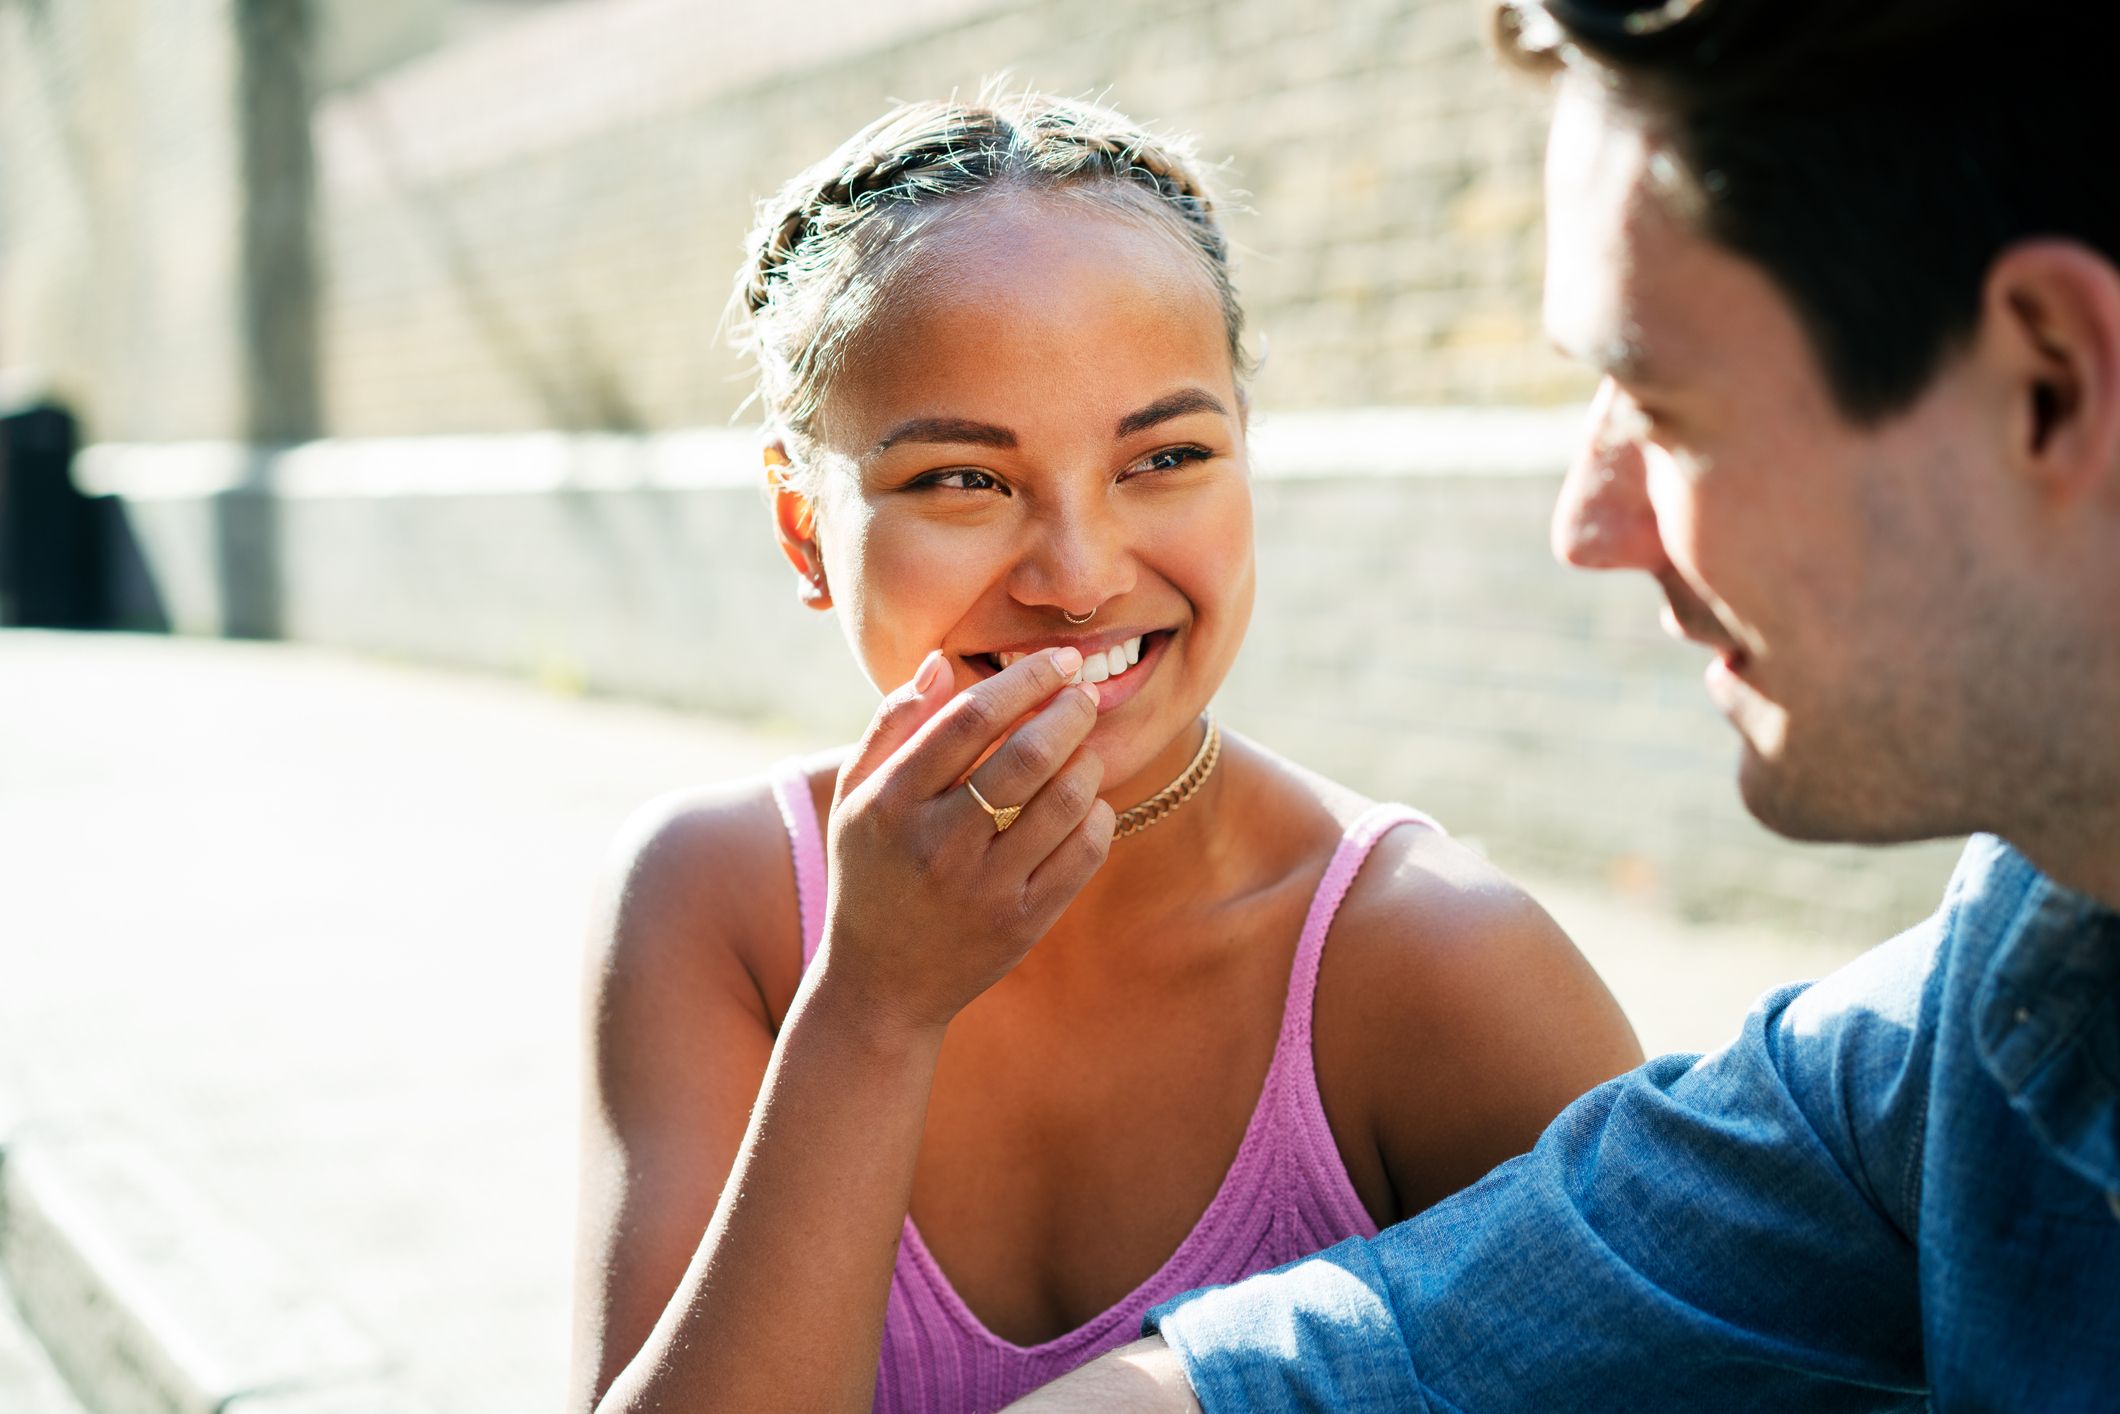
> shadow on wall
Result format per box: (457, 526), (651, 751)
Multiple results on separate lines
(0, 400), (170, 633)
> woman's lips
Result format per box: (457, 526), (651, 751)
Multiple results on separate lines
(954, 630), (1172, 714)
(1083, 630), (1168, 714)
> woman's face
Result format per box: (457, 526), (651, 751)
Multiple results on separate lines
(789, 192), (1255, 797)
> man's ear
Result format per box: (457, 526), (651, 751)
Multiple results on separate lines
(1980, 240), (2120, 507)
(765, 440), (833, 611)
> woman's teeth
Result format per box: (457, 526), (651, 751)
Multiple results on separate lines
(995, 635), (1144, 683)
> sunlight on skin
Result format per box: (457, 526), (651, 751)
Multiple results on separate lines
(1002, 1336), (1201, 1411)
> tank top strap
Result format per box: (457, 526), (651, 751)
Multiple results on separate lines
(767, 759), (829, 967)
(1243, 802), (1443, 1249)
(1272, 801), (1444, 1088)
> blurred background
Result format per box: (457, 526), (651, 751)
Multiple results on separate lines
(0, 1), (1964, 1412)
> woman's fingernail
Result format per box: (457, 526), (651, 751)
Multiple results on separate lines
(1052, 646), (1083, 677)
(913, 651), (943, 693)
(1077, 682), (1100, 707)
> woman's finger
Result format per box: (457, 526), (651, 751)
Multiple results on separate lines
(1021, 798), (1117, 925)
(988, 748), (1104, 871)
(836, 650), (952, 805)
(962, 679), (1101, 829)
(893, 647), (1090, 800)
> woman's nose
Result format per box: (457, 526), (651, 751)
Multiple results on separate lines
(1551, 380), (1665, 573)
(1012, 501), (1137, 615)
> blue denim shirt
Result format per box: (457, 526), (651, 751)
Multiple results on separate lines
(1147, 836), (2120, 1410)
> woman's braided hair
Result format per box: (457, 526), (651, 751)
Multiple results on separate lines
(732, 87), (1245, 491)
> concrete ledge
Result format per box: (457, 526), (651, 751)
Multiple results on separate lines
(61, 410), (1964, 938)
(0, 1132), (429, 1414)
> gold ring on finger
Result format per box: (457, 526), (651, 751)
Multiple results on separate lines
(965, 780), (1024, 832)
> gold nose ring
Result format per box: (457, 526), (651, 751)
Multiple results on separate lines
(1062, 607), (1096, 625)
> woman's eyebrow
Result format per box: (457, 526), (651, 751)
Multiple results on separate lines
(874, 417), (1018, 452)
(1115, 388), (1229, 439)
(871, 391), (1228, 453)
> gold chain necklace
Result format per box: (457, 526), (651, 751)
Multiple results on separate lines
(1113, 713), (1221, 839)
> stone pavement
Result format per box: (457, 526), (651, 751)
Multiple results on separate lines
(0, 631), (1873, 1413)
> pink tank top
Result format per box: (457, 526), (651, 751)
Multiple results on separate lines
(768, 761), (1441, 1412)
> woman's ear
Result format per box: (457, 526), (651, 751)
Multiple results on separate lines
(766, 440), (833, 611)
(1981, 240), (2120, 508)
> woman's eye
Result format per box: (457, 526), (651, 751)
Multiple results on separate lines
(917, 468), (1005, 493)
(1128, 446), (1212, 477)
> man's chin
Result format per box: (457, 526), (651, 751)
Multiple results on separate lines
(1734, 743), (1952, 846)
(1736, 750), (1851, 842)
(1725, 695), (1861, 840)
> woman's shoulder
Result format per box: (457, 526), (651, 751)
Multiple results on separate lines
(1319, 800), (1634, 1064)
(1275, 755), (1643, 1215)
(1227, 730), (1565, 966)
(589, 756), (845, 1028)
(601, 770), (795, 919)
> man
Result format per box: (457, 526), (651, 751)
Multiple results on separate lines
(1015, 0), (2120, 1407)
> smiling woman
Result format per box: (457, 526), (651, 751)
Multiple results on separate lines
(794, 189), (1254, 789)
(566, 88), (1645, 1414)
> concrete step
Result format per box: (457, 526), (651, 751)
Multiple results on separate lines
(0, 1127), (433, 1414)
(0, 1269), (89, 1414)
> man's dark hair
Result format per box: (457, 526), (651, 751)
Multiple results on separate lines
(1496, 0), (2118, 422)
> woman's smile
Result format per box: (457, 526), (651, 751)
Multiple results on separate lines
(958, 627), (1176, 714)
(788, 192), (1256, 799)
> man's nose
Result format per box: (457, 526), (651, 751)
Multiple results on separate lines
(1551, 380), (1664, 572)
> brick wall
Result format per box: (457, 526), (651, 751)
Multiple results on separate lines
(310, 0), (1584, 437)
(3, 0), (1585, 439)
(0, 0), (248, 441)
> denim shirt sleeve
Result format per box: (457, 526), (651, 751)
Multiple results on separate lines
(1147, 917), (1952, 1412)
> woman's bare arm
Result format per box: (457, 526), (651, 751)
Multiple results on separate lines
(576, 912), (950, 1412)
(1003, 1337), (1201, 1411)
(567, 781), (785, 1413)
(567, 649), (1113, 1413)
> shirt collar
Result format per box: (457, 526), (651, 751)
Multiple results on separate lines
(1973, 859), (2120, 1193)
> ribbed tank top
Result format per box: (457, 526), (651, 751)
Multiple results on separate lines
(767, 761), (1441, 1413)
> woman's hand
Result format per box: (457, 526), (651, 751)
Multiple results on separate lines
(576, 642), (1111, 1413)
(819, 645), (1116, 1035)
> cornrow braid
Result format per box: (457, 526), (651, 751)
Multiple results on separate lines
(740, 111), (1021, 318)
(730, 87), (1245, 490)
(1012, 101), (1226, 251)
